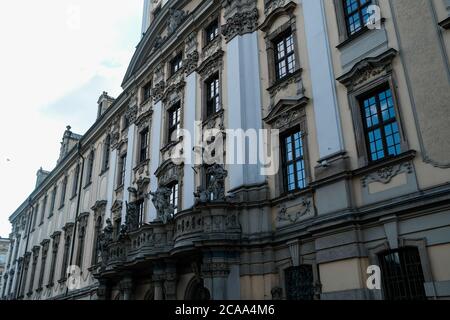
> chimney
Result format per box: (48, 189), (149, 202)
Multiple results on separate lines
(97, 91), (115, 119)
(58, 125), (82, 163)
(35, 167), (50, 188)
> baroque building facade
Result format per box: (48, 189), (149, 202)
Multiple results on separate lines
(1, 0), (450, 300)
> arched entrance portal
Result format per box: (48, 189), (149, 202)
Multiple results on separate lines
(184, 277), (211, 301)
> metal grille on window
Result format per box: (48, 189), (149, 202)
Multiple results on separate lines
(285, 265), (315, 300)
(378, 247), (427, 300)
(361, 87), (401, 162)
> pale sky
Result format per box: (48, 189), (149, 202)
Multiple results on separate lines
(0, 0), (143, 237)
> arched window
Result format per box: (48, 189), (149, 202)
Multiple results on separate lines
(378, 247), (426, 300)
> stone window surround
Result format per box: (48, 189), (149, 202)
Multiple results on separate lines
(368, 238), (434, 300)
(263, 98), (310, 198)
(260, 2), (301, 91)
(337, 50), (409, 168)
(333, 0), (384, 47)
(202, 15), (221, 49)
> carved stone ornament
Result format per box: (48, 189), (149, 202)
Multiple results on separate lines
(263, 97), (308, 130)
(151, 80), (165, 103)
(195, 164), (228, 204)
(264, 0), (288, 14)
(184, 50), (199, 76)
(125, 105), (138, 125)
(337, 48), (398, 90)
(197, 50), (224, 80)
(149, 187), (175, 224)
(277, 198), (312, 223)
(125, 202), (140, 232)
(361, 161), (413, 188)
(222, 10), (259, 42)
(185, 31), (198, 54)
(167, 8), (188, 35)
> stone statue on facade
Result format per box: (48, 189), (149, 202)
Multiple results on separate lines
(168, 8), (187, 35)
(149, 186), (175, 224)
(206, 164), (228, 201)
(98, 218), (113, 265)
(125, 201), (139, 232)
(194, 186), (209, 205)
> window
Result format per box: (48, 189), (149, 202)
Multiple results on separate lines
(60, 177), (67, 208)
(170, 53), (183, 76)
(60, 236), (71, 281)
(139, 128), (149, 163)
(168, 102), (181, 142)
(102, 135), (111, 172)
(169, 183), (179, 215)
(378, 247), (426, 300)
(343, 0), (372, 36)
(86, 150), (95, 185)
(282, 130), (307, 192)
(49, 187), (57, 216)
(206, 73), (220, 117)
(117, 153), (127, 188)
(360, 86), (401, 162)
(92, 216), (103, 265)
(274, 29), (296, 80)
(136, 199), (145, 227)
(143, 82), (152, 102)
(40, 196), (47, 225)
(76, 226), (86, 269)
(205, 19), (219, 45)
(72, 165), (80, 198)
(33, 204), (39, 229)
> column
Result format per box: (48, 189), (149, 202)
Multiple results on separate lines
(182, 72), (197, 210)
(148, 101), (163, 221)
(121, 124), (136, 223)
(301, 0), (344, 160)
(120, 276), (133, 300)
(225, 32), (265, 191)
(105, 148), (118, 223)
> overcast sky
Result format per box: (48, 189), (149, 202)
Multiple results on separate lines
(0, 0), (143, 237)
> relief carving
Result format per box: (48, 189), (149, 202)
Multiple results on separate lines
(361, 161), (413, 188)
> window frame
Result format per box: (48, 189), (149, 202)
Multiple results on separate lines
(167, 101), (181, 143)
(204, 18), (220, 46)
(142, 81), (152, 103)
(280, 128), (308, 193)
(168, 182), (179, 215)
(117, 153), (127, 188)
(139, 128), (150, 164)
(273, 28), (297, 81)
(59, 177), (68, 209)
(359, 84), (401, 163)
(342, 0), (373, 37)
(205, 72), (221, 118)
(170, 53), (183, 76)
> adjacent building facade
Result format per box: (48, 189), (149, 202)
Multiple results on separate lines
(1, 0), (450, 300)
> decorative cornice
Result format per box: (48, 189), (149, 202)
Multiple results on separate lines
(337, 48), (398, 90)
(184, 50), (199, 76)
(197, 50), (224, 79)
(260, 1), (296, 31)
(151, 80), (165, 103)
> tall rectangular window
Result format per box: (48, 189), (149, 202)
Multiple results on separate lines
(282, 130), (306, 192)
(40, 196), (47, 225)
(169, 183), (179, 215)
(360, 86), (401, 162)
(170, 53), (183, 76)
(274, 29), (296, 80)
(139, 128), (149, 163)
(168, 102), (181, 142)
(49, 187), (57, 217)
(102, 135), (111, 172)
(72, 165), (80, 198)
(143, 82), (152, 102)
(205, 19), (219, 45)
(206, 73), (220, 117)
(117, 153), (127, 188)
(60, 177), (67, 208)
(33, 204), (39, 229)
(60, 235), (71, 281)
(343, 0), (372, 36)
(86, 150), (95, 185)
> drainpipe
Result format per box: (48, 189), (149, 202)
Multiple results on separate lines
(15, 197), (33, 299)
(65, 141), (85, 299)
